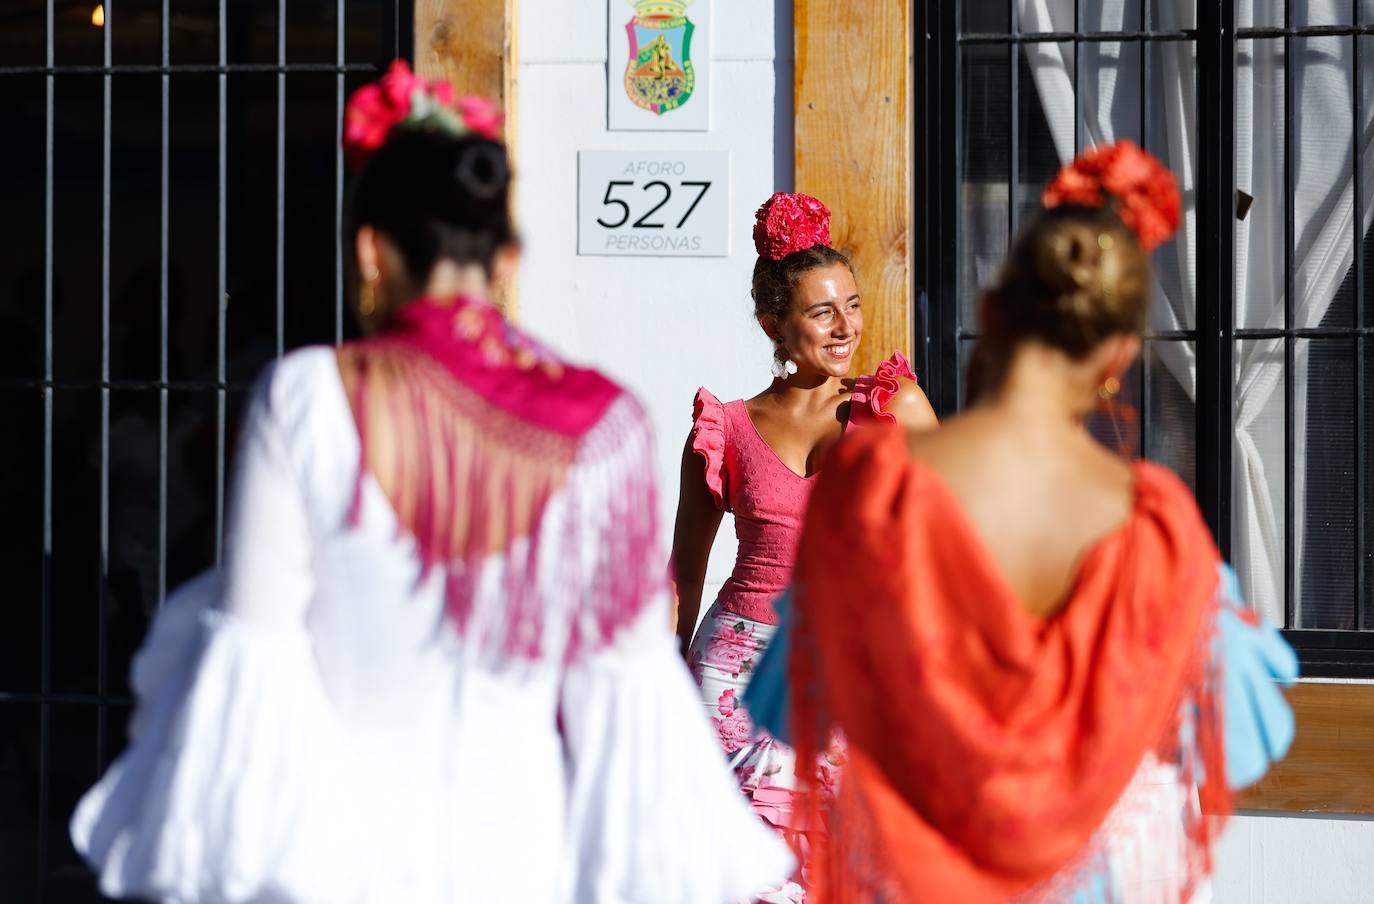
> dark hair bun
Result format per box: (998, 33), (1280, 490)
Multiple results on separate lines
(345, 127), (516, 281)
(454, 142), (509, 202)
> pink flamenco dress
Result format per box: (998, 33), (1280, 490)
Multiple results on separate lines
(685, 353), (916, 904)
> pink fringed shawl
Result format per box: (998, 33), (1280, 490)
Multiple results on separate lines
(337, 295), (657, 661)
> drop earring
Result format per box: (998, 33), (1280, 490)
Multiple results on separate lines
(771, 342), (797, 379)
(1093, 375), (1137, 456)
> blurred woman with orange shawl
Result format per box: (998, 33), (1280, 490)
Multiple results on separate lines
(775, 142), (1297, 903)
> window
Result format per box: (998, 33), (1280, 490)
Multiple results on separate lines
(914, 0), (1374, 675)
(0, 2), (406, 899)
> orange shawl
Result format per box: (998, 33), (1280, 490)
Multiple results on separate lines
(790, 426), (1228, 903)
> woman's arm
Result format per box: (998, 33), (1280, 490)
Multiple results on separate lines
(671, 433), (724, 658)
(885, 380), (939, 432)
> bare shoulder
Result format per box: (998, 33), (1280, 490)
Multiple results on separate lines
(885, 378), (939, 431)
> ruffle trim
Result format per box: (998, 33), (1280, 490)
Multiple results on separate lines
(560, 609), (795, 902)
(72, 591), (357, 903)
(850, 352), (918, 426)
(690, 387), (729, 511)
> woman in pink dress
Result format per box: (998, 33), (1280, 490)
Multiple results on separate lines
(671, 192), (937, 901)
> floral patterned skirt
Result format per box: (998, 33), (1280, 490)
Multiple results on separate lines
(688, 601), (842, 904)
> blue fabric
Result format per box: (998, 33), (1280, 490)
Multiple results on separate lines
(740, 589), (793, 745)
(1216, 563), (1299, 790)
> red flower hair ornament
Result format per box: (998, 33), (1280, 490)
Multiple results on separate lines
(344, 60), (504, 168)
(1041, 140), (1181, 252)
(753, 192), (833, 260)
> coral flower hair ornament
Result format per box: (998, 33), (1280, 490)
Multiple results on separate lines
(343, 60), (504, 167)
(1041, 139), (1182, 251)
(753, 192), (833, 260)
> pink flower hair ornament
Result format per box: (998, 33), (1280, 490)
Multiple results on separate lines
(343, 60), (504, 168)
(753, 192), (833, 260)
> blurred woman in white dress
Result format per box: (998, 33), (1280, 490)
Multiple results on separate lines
(68, 61), (791, 904)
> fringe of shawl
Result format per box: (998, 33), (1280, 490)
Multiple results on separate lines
(337, 343), (662, 663)
(788, 592), (1230, 904)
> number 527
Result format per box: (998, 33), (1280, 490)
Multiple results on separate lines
(595, 180), (712, 229)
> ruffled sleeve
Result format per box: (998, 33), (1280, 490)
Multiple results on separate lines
(70, 365), (359, 903)
(1216, 563), (1299, 790)
(690, 387), (730, 511)
(559, 604), (795, 902)
(850, 351), (918, 427)
(71, 595), (357, 903)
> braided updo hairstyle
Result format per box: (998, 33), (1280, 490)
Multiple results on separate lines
(969, 204), (1150, 401)
(344, 128), (516, 323)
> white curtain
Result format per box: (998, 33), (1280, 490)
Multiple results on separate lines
(1013, 0), (1374, 623)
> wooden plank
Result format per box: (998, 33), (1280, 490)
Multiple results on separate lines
(414, 0), (513, 106)
(794, 0), (912, 377)
(414, 0), (519, 314)
(1240, 682), (1374, 814)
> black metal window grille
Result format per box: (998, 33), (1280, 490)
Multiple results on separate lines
(0, 2), (408, 899)
(913, 1), (1374, 676)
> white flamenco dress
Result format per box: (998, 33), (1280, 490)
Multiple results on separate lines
(70, 347), (792, 904)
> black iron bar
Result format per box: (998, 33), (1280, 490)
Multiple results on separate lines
(1236, 24), (1374, 38)
(1139, 0), (1151, 461)
(1195, 0), (1237, 557)
(1354, 4), (1367, 630)
(0, 63), (378, 76)
(958, 24), (1374, 46)
(37, 1), (54, 894)
(277, 0), (287, 359)
(158, 0), (169, 610)
(97, 0), (112, 776)
(959, 328), (1201, 341)
(0, 691), (135, 706)
(941, 1), (960, 413)
(1236, 326), (1374, 338)
(960, 30), (1196, 46)
(215, 0), (227, 566)
(962, 326), (1374, 340)
(1009, 0), (1020, 241)
(1073, 0), (1081, 153)
(1284, 3), (1297, 628)
(1, 379), (255, 392)
(336, 0), (346, 344)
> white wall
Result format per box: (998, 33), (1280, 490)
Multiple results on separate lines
(517, 1), (794, 602)
(515, 4), (1372, 901)
(1215, 813), (1374, 903)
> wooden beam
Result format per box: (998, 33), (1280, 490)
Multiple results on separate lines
(415, 0), (516, 108)
(415, 0), (519, 313)
(1241, 682), (1374, 814)
(794, 0), (912, 378)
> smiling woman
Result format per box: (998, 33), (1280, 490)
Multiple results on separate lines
(670, 190), (937, 903)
